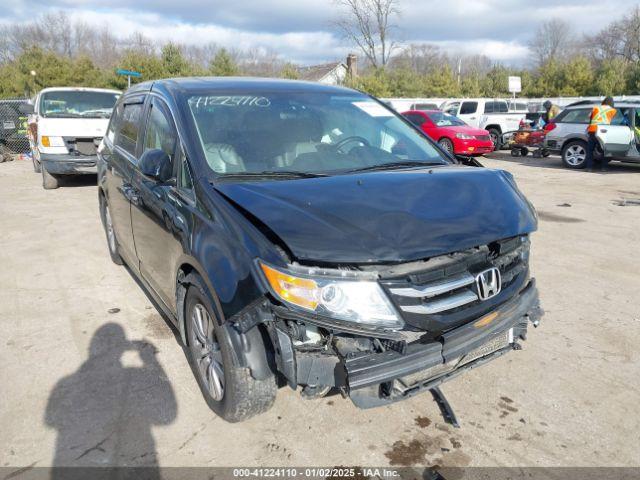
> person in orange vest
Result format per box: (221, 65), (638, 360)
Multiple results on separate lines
(585, 96), (616, 172)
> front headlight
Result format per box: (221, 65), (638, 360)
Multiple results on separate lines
(259, 261), (403, 329)
(455, 133), (475, 140)
(40, 136), (65, 147)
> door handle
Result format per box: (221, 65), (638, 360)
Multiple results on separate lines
(167, 191), (183, 207)
(122, 183), (141, 206)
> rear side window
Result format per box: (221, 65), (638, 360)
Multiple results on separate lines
(484, 102), (494, 114)
(556, 108), (591, 124)
(496, 101), (508, 113)
(460, 102), (478, 114)
(116, 103), (143, 156)
(404, 113), (425, 127)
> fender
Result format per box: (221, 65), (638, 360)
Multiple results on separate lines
(178, 268), (274, 380)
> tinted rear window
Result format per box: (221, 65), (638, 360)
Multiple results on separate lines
(116, 103), (143, 156)
(556, 108), (591, 124)
(404, 113), (425, 126)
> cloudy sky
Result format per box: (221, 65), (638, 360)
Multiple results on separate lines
(0, 0), (637, 65)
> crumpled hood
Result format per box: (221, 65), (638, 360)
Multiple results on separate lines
(214, 166), (537, 264)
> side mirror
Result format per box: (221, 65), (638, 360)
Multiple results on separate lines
(19, 103), (34, 114)
(139, 149), (172, 182)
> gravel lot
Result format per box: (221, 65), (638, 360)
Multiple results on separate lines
(1, 153), (639, 470)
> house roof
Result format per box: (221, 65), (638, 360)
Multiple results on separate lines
(297, 62), (346, 82)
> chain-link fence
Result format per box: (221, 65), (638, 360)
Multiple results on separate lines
(0, 99), (31, 162)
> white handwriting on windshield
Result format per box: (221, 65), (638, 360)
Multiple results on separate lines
(190, 96), (271, 108)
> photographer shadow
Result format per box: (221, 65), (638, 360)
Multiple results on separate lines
(45, 323), (177, 480)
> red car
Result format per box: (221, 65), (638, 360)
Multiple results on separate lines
(402, 110), (494, 156)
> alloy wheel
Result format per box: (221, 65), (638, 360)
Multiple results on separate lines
(438, 139), (453, 153)
(565, 145), (586, 166)
(105, 204), (117, 254)
(190, 303), (225, 401)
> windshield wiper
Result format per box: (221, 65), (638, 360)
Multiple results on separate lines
(80, 109), (112, 118)
(44, 113), (83, 118)
(347, 161), (444, 173)
(218, 170), (328, 180)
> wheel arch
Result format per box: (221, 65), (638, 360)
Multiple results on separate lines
(174, 253), (264, 344)
(175, 257), (214, 346)
(561, 136), (587, 152)
(177, 258), (276, 380)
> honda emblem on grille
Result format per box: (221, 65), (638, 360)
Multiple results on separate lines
(475, 267), (502, 301)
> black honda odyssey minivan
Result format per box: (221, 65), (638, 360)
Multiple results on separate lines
(98, 78), (542, 422)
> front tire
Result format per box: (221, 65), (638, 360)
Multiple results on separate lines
(438, 138), (454, 155)
(562, 140), (587, 169)
(488, 128), (502, 150)
(184, 274), (276, 422)
(99, 194), (124, 265)
(42, 167), (59, 189)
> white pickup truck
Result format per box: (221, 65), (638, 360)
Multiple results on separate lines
(440, 99), (525, 148)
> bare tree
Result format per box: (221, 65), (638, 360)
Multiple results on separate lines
(391, 43), (446, 74)
(529, 19), (573, 66)
(333, 0), (400, 68)
(584, 6), (640, 64)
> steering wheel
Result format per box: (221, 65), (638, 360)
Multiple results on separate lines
(332, 135), (371, 153)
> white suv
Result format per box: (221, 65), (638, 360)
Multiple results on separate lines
(544, 102), (639, 169)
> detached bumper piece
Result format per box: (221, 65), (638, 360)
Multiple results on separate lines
(345, 280), (542, 409)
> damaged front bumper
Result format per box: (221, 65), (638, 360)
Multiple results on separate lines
(40, 153), (97, 175)
(347, 280), (541, 408)
(257, 278), (542, 408)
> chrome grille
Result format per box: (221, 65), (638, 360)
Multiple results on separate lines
(382, 236), (530, 329)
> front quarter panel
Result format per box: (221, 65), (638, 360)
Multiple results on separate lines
(181, 180), (285, 323)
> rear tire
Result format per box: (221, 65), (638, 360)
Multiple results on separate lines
(42, 167), (59, 189)
(561, 140), (587, 169)
(99, 194), (124, 265)
(520, 147), (529, 157)
(184, 274), (276, 422)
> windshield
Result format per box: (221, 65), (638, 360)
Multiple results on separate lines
(427, 112), (466, 127)
(40, 91), (119, 118)
(187, 92), (449, 177)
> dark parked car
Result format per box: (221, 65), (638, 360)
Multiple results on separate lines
(98, 78), (543, 422)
